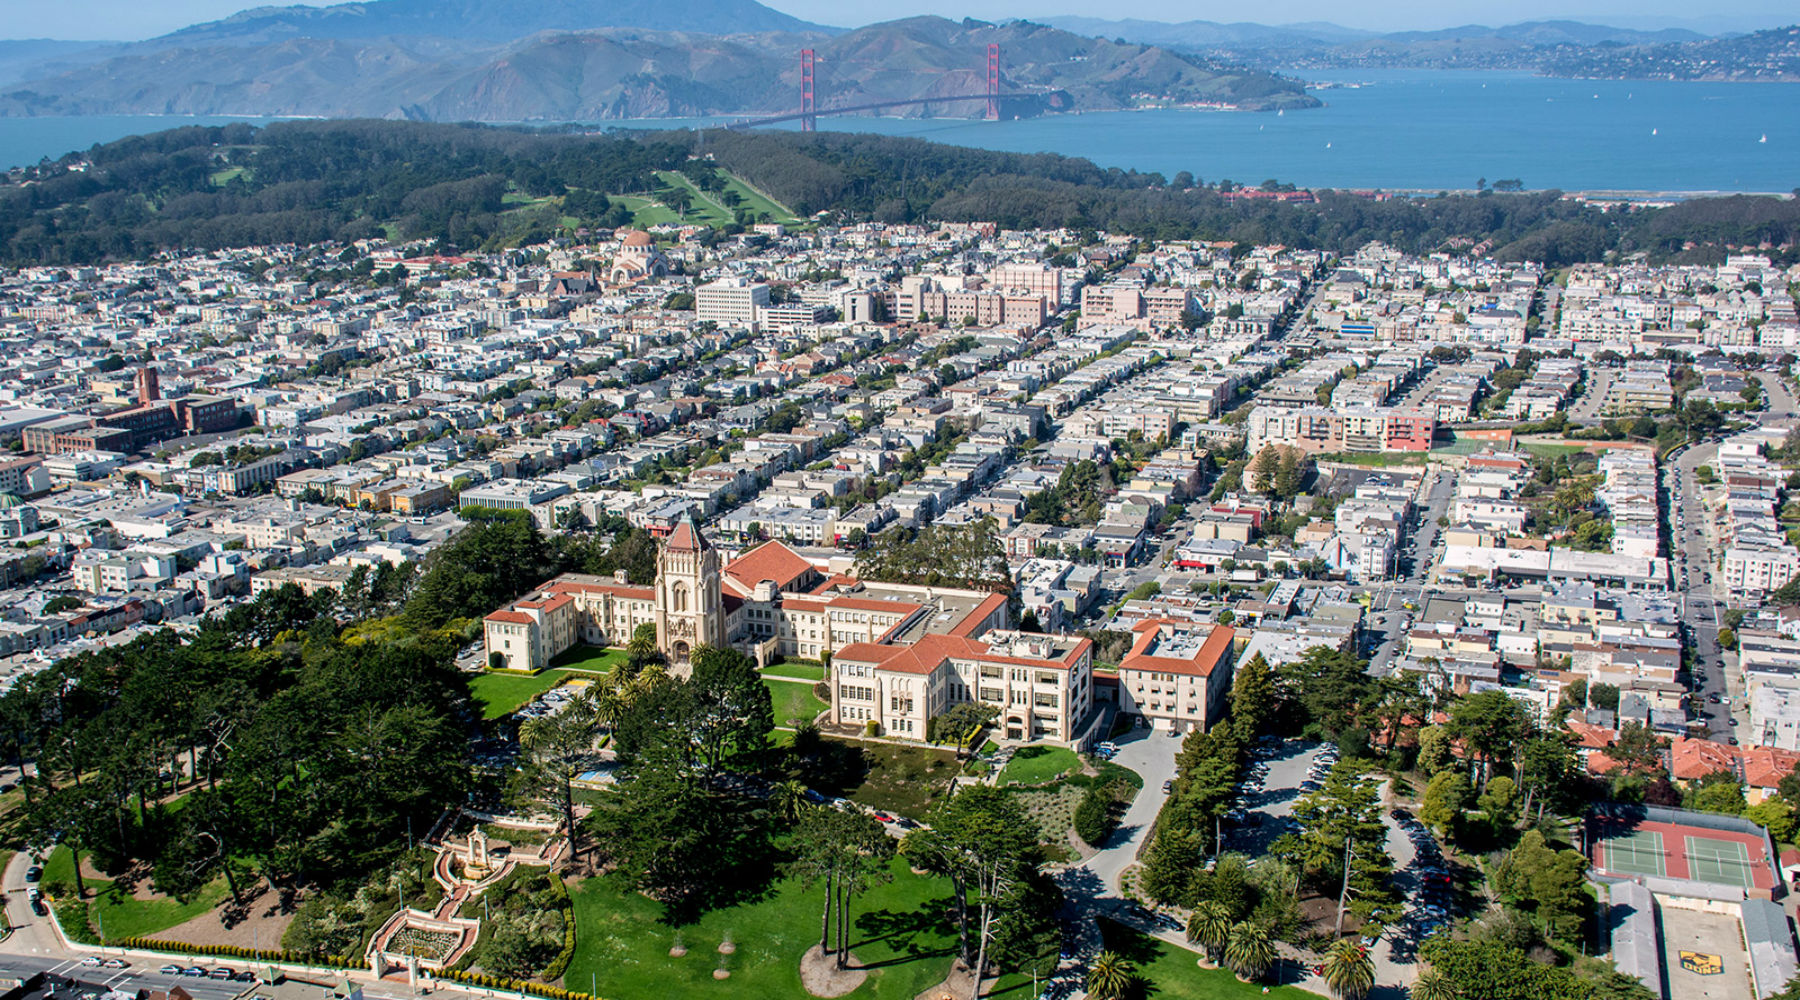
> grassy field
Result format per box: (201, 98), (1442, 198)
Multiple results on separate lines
(831, 740), (959, 819)
(1098, 918), (1314, 999)
(551, 646), (631, 675)
(470, 669), (578, 720)
(208, 166), (249, 186)
(765, 678), (828, 729)
(997, 747), (1082, 787)
(760, 661), (825, 681)
(1317, 452), (1430, 468)
(615, 196), (683, 229)
(717, 175), (800, 226)
(565, 861), (955, 1000)
(42, 846), (230, 942)
(652, 172), (734, 227)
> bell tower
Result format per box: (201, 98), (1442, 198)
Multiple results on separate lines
(655, 511), (724, 664)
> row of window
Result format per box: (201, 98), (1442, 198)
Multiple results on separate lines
(839, 684), (875, 702)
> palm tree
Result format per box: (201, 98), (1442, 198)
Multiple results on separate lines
(1322, 938), (1376, 1000)
(1409, 968), (1456, 1000)
(1086, 950), (1136, 1000)
(771, 779), (809, 823)
(1224, 922), (1275, 983)
(1186, 901), (1232, 967)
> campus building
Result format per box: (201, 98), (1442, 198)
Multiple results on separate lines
(483, 517), (1109, 744)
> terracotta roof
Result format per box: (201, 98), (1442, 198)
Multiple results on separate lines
(1565, 720), (1617, 750)
(948, 592), (1009, 637)
(1120, 620), (1237, 678)
(724, 541), (816, 591)
(665, 511), (710, 552)
(1669, 737), (1739, 782)
(486, 611), (535, 625)
(545, 579), (656, 602)
(826, 596), (921, 615)
(1741, 746), (1800, 789)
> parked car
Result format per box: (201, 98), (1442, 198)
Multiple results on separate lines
(1161, 779), (1174, 793)
(160, 966), (183, 976)
(102, 960), (128, 970)
(24, 866), (41, 883)
(181, 967), (209, 978)
(209, 968), (235, 980)
(29, 898), (47, 917)
(80, 957), (102, 967)
(872, 811), (895, 823)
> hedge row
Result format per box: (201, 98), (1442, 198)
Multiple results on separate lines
(112, 938), (363, 967)
(105, 938), (608, 1000)
(540, 872), (576, 982)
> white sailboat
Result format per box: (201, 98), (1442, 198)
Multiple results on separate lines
(1652, 128), (1658, 136)
(1760, 134), (1769, 143)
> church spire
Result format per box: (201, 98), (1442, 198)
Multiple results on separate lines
(665, 508), (711, 552)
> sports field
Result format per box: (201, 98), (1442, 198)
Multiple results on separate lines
(1594, 821), (1772, 890)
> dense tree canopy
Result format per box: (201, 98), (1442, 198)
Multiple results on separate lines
(6, 120), (1798, 265)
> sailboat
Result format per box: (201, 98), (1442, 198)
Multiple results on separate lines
(1278, 108), (1284, 116)
(1760, 134), (1769, 143)
(1652, 128), (1658, 136)
(1325, 142), (1332, 149)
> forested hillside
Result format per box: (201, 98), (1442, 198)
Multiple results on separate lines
(2, 119), (1797, 266)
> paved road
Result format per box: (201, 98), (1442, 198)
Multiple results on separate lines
(1669, 443), (1734, 740)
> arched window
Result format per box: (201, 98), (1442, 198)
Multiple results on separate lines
(672, 582), (689, 613)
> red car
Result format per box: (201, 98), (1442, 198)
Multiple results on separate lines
(873, 811), (895, 823)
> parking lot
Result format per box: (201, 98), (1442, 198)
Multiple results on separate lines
(0, 956), (253, 1000)
(1227, 738), (1338, 854)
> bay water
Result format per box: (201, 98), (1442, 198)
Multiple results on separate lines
(0, 71), (1793, 194)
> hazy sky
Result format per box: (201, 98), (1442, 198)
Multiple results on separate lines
(2, 0), (1792, 40)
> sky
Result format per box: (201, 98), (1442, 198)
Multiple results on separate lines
(1, 0), (1792, 40)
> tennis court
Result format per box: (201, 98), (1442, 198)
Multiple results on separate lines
(1601, 829), (1668, 878)
(1687, 835), (1756, 888)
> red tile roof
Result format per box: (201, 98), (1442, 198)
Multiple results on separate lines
(948, 593), (1009, 638)
(724, 541), (817, 592)
(1120, 620), (1237, 678)
(1669, 737), (1738, 782)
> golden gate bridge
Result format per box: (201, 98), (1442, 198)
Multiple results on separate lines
(726, 43), (1036, 131)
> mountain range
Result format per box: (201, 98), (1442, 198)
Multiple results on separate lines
(1041, 15), (1799, 79)
(0, 1), (1792, 122)
(0, 10), (1318, 121)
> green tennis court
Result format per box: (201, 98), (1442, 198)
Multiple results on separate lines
(1687, 835), (1755, 888)
(1602, 829), (1668, 878)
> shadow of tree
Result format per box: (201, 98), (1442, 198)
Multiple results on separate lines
(850, 897), (957, 967)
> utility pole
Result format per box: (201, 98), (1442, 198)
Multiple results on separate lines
(1334, 833), (1353, 938)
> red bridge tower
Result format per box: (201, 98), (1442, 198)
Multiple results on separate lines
(800, 49), (817, 132)
(985, 43), (1000, 120)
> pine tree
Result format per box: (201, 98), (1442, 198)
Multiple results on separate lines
(1229, 653), (1274, 743)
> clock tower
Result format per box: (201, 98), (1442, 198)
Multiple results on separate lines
(655, 511), (724, 665)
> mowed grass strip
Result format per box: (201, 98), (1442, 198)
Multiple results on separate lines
(565, 861), (956, 1000)
(766, 677), (828, 729)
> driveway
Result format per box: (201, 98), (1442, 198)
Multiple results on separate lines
(1079, 726), (1183, 898)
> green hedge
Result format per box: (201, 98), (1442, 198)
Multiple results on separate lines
(540, 872), (576, 982)
(107, 937), (609, 1000)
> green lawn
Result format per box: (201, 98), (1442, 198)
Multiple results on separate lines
(998, 747), (1082, 787)
(42, 846), (230, 942)
(1098, 918), (1314, 1000)
(1315, 452), (1430, 468)
(551, 646), (631, 675)
(565, 861), (956, 1000)
(615, 196), (683, 228)
(766, 678), (827, 729)
(653, 172), (734, 227)
(829, 739), (959, 819)
(717, 175), (800, 226)
(760, 661), (825, 681)
(470, 669), (579, 720)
